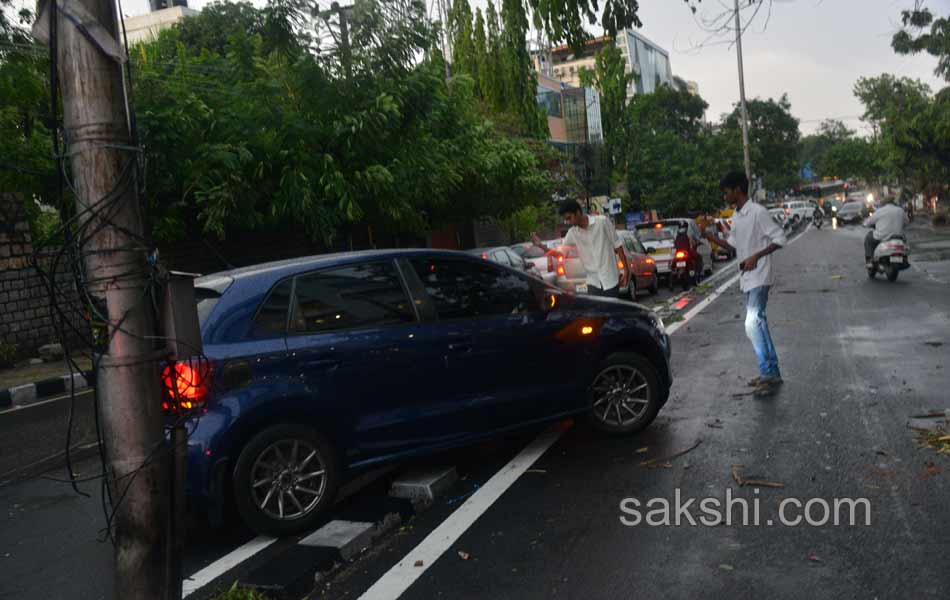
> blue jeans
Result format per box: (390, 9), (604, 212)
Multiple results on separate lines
(744, 285), (780, 378)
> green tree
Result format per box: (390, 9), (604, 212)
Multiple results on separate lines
(798, 118), (854, 180)
(623, 86), (719, 215)
(472, 8), (488, 98)
(892, 5), (950, 82)
(720, 94), (801, 191)
(448, 0), (476, 83)
(854, 74), (949, 198)
(500, 0), (545, 137)
(0, 0), (57, 237)
(130, 0), (555, 244)
(482, 1), (506, 110)
(578, 45), (630, 175)
(822, 137), (884, 183)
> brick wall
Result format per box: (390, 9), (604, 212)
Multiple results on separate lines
(0, 193), (84, 360)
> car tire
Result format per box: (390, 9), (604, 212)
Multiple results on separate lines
(648, 271), (658, 295)
(233, 424), (340, 536)
(588, 353), (662, 435)
(629, 275), (638, 300)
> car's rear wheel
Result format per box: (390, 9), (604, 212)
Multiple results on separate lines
(588, 353), (661, 435)
(648, 270), (658, 295)
(233, 425), (339, 536)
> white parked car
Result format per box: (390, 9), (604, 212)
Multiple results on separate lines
(782, 200), (811, 224)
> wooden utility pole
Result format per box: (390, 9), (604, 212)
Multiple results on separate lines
(37, 0), (169, 598)
(733, 0), (753, 188)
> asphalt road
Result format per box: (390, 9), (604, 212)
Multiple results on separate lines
(320, 222), (950, 600)
(2, 222), (948, 600)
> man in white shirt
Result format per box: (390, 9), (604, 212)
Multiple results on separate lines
(532, 200), (629, 298)
(863, 199), (909, 266)
(703, 172), (787, 397)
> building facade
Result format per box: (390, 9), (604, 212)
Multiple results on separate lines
(536, 73), (603, 145)
(535, 30), (675, 101)
(122, 6), (198, 46)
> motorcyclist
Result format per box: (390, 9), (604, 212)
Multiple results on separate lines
(863, 197), (909, 267)
(673, 222), (697, 274)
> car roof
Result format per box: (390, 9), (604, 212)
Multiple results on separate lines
(467, 246), (509, 254)
(195, 248), (478, 289)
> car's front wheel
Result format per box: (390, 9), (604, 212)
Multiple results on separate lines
(588, 353), (662, 435)
(233, 424), (340, 536)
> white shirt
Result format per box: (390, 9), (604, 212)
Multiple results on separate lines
(564, 215), (622, 290)
(864, 203), (909, 240)
(728, 200), (788, 292)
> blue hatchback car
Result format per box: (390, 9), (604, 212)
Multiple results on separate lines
(175, 249), (672, 535)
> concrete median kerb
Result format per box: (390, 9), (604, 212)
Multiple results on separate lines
(0, 370), (92, 411)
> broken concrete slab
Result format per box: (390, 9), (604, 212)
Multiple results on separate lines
(299, 520), (375, 561)
(389, 466), (458, 504)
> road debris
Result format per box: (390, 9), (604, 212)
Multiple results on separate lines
(457, 551), (471, 560)
(915, 428), (950, 455)
(706, 419), (724, 429)
(921, 462), (942, 479)
(923, 341), (944, 348)
(414, 560), (424, 567)
(830, 275), (845, 280)
(719, 564), (735, 571)
(731, 464), (785, 488)
(779, 290), (797, 294)
(807, 553), (822, 563)
(640, 439), (702, 468)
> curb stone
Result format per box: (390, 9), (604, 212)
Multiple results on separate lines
(0, 370), (93, 410)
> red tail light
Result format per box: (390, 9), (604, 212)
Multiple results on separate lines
(617, 260), (625, 270)
(162, 357), (212, 413)
(675, 251), (686, 259)
(481, 252), (488, 260)
(784, 208), (790, 215)
(557, 265), (565, 276)
(558, 255), (565, 264)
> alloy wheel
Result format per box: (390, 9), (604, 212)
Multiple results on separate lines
(590, 364), (652, 427)
(249, 439), (327, 521)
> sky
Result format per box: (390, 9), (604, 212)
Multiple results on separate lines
(19, 0), (950, 134)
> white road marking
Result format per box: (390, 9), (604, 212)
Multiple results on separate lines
(182, 536), (277, 598)
(358, 426), (565, 600)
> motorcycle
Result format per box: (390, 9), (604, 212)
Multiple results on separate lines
(868, 235), (910, 282)
(669, 248), (700, 291)
(812, 207), (824, 229)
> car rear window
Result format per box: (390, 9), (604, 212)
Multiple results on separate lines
(636, 226), (675, 242)
(518, 246), (545, 259)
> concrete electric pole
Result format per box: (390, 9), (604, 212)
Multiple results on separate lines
(36, 0), (170, 597)
(733, 0), (753, 188)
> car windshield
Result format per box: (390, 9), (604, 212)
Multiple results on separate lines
(636, 226), (675, 242)
(840, 203), (862, 213)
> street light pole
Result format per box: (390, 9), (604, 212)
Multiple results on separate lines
(733, 0), (753, 190)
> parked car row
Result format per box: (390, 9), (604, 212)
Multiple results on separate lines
(179, 249), (673, 536)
